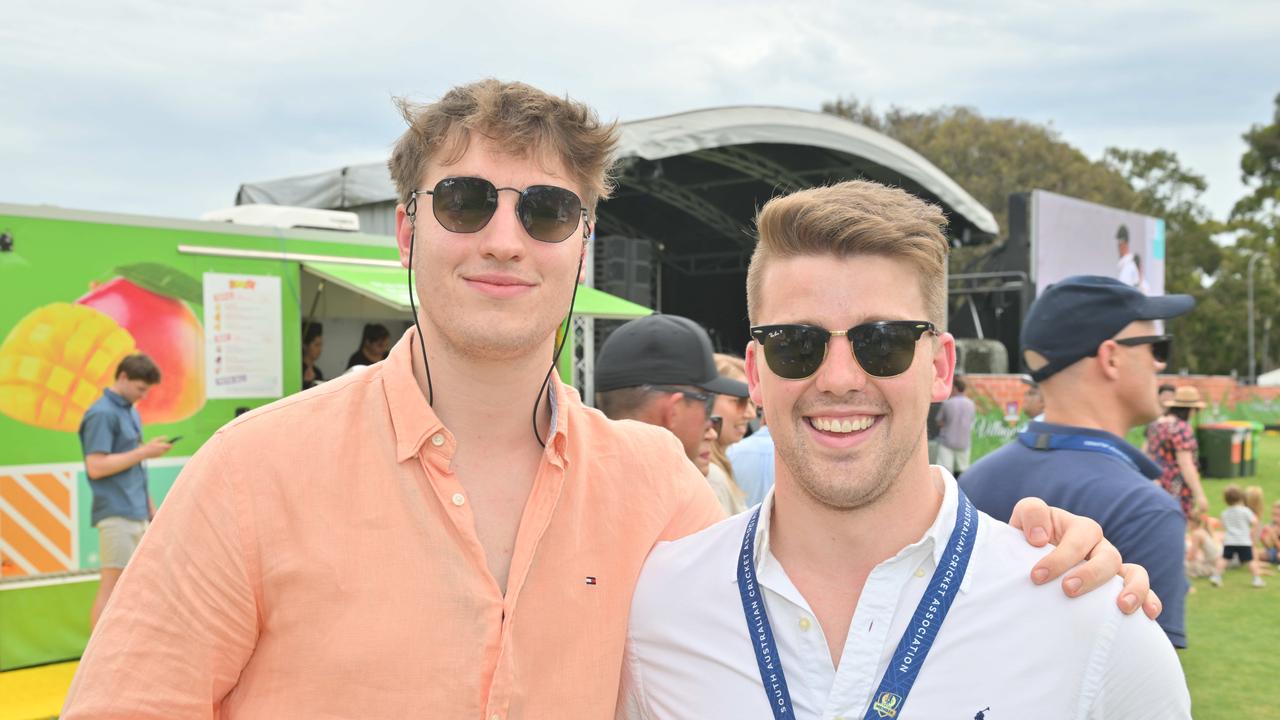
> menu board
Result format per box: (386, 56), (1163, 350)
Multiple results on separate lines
(203, 273), (283, 398)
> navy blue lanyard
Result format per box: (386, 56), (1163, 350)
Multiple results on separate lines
(737, 490), (978, 720)
(1016, 431), (1140, 474)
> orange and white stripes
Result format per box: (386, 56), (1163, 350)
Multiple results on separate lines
(0, 463), (78, 577)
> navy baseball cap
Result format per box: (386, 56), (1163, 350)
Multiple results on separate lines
(1021, 275), (1194, 382)
(595, 314), (749, 397)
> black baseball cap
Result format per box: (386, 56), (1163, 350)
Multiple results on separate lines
(595, 314), (749, 397)
(1021, 275), (1194, 382)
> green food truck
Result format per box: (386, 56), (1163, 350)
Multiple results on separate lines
(0, 202), (650, 670)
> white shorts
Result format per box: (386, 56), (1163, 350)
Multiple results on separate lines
(937, 444), (972, 474)
(97, 516), (147, 569)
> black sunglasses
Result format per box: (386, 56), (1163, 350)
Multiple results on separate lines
(1113, 334), (1172, 364)
(708, 415), (724, 434)
(409, 176), (588, 244)
(647, 385), (718, 417)
(751, 321), (940, 380)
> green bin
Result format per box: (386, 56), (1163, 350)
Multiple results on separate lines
(1219, 421), (1263, 477)
(1197, 424), (1239, 478)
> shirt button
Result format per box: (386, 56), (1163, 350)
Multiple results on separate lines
(431, 433), (445, 447)
(451, 493), (465, 506)
(915, 567), (926, 578)
(798, 617), (811, 632)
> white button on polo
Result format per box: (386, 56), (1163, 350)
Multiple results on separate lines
(451, 493), (466, 506)
(431, 433), (445, 447)
(915, 567), (927, 578)
(798, 616), (812, 632)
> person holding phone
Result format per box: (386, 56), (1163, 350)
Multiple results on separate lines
(78, 353), (171, 628)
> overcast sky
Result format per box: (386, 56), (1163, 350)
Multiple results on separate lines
(3, 1), (1277, 227)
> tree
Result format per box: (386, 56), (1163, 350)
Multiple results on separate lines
(821, 96), (1238, 374)
(822, 98), (1140, 238)
(1100, 148), (1225, 373)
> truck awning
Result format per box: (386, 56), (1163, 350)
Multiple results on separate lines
(301, 261), (653, 320)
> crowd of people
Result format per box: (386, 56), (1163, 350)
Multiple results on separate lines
(67, 78), (1209, 718)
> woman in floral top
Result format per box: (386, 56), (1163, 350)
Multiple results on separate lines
(1145, 386), (1209, 518)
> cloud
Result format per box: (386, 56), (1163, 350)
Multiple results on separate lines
(1, 0), (1276, 220)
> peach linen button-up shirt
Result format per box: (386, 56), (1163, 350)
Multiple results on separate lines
(63, 330), (725, 719)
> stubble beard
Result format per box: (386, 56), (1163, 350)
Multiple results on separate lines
(777, 409), (922, 513)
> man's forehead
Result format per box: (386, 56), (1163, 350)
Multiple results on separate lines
(755, 253), (928, 325)
(422, 135), (578, 189)
(1114, 319), (1157, 338)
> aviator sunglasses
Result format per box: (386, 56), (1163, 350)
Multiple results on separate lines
(409, 176), (588, 244)
(751, 321), (940, 380)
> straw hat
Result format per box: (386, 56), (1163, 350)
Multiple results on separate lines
(1164, 386), (1206, 409)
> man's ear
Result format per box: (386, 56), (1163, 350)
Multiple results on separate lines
(395, 204), (414, 269)
(658, 392), (685, 431)
(930, 332), (957, 403)
(745, 340), (765, 409)
(1095, 340), (1123, 381)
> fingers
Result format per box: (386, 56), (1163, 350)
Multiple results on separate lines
(1057, 539), (1122, 598)
(1116, 563), (1156, 617)
(1029, 508), (1111, 591)
(1009, 497), (1053, 547)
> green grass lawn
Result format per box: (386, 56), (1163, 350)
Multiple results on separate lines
(1178, 432), (1280, 720)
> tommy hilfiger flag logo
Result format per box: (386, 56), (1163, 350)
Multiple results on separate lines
(585, 576), (597, 585)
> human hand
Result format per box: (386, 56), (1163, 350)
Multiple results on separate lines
(140, 438), (173, 459)
(1194, 493), (1209, 514)
(1009, 497), (1160, 619)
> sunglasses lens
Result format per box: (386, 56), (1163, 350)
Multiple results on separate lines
(759, 326), (827, 380)
(433, 177), (497, 233)
(1152, 339), (1171, 364)
(518, 185), (583, 243)
(850, 324), (920, 377)
(709, 415), (724, 434)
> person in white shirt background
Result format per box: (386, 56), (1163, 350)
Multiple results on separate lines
(1116, 224), (1145, 291)
(619, 180), (1188, 720)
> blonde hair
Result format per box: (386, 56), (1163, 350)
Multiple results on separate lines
(1245, 486), (1264, 518)
(709, 353), (748, 508)
(747, 180), (950, 326)
(389, 79), (619, 211)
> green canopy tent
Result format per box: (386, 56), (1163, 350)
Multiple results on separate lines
(301, 261), (653, 383)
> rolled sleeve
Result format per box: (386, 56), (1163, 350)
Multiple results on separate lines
(63, 433), (261, 718)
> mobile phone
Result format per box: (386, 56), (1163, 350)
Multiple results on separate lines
(167, 436), (184, 444)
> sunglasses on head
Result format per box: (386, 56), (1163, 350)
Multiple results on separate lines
(1112, 334), (1172, 364)
(409, 176), (588, 244)
(750, 321), (940, 380)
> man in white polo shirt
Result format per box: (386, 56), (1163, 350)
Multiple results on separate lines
(618, 181), (1190, 719)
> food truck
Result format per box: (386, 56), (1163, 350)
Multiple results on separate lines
(0, 202), (650, 669)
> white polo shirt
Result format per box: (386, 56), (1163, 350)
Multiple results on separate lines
(618, 470), (1190, 720)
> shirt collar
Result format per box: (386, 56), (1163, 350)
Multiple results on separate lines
(382, 327), (571, 464)
(741, 467), (975, 593)
(1024, 420), (1162, 479)
(103, 388), (131, 408)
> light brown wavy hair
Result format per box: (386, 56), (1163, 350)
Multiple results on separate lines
(388, 79), (620, 213)
(747, 180), (950, 327)
(710, 353), (749, 508)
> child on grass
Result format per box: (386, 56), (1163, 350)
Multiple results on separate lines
(1186, 513), (1221, 580)
(1211, 484), (1265, 588)
(1262, 500), (1280, 567)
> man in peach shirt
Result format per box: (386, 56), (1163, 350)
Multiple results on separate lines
(64, 80), (1154, 719)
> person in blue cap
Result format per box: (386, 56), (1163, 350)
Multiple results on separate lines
(961, 274), (1194, 649)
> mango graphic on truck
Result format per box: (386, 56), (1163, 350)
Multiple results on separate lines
(0, 264), (205, 431)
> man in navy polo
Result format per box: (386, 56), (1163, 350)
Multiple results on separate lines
(79, 353), (173, 628)
(961, 275), (1192, 648)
